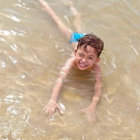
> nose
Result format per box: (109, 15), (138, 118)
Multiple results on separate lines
(81, 58), (86, 62)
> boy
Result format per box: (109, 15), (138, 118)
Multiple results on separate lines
(37, 0), (104, 123)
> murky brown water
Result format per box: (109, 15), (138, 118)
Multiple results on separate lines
(0, 0), (140, 139)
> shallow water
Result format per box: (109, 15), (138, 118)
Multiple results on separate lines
(0, 0), (140, 139)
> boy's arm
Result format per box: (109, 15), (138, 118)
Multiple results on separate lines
(80, 64), (102, 123)
(38, 0), (72, 41)
(90, 64), (102, 109)
(49, 57), (75, 102)
(43, 57), (75, 116)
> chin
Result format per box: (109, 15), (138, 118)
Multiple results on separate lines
(78, 65), (93, 71)
(78, 65), (88, 70)
(78, 67), (86, 70)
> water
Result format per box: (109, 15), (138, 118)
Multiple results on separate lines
(0, 0), (140, 139)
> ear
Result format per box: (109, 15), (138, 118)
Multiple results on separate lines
(96, 58), (100, 63)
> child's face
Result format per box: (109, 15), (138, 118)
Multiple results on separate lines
(74, 45), (100, 70)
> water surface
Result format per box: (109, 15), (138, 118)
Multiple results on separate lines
(0, 0), (140, 139)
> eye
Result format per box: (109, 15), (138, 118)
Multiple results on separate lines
(88, 57), (93, 60)
(79, 53), (84, 57)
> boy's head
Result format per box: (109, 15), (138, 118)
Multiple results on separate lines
(77, 34), (104, 58)
(74, 34), (104, 70)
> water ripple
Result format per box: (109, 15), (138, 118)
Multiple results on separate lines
(0, 12), (20, 22)
(0, 0), (139, 139)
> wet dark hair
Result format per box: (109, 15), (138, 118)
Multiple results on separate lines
(77, 34), (104, 57)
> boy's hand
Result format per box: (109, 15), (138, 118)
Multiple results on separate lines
(80, 106), (96, 124)
(43, 100), (63, 117)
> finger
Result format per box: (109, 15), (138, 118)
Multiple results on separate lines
(87, 115), (92, 122)
(88, 116), (96, 124)
(48, 108), (56, 118)
(57, 105), (64, 115)
(44, 109), (49, 116)
(42, 105), (48, 112)
(48, 110), (53, 118)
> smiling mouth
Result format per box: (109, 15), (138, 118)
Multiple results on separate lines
(78, 62), (88, 68)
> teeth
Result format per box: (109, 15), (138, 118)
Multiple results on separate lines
(79, 63), (87, 67)
(80, 64), (85, 66)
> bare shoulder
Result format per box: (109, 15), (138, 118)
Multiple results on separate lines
(94, 64), (101, 73)
(65, 56), (76, 67)
(59, 56), (76, 78)
(93, 64), (102, 79)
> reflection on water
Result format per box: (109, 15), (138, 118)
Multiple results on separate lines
(0, 0), (140, 139)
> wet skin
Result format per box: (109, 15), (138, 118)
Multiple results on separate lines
(74, 45), (100, 71)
